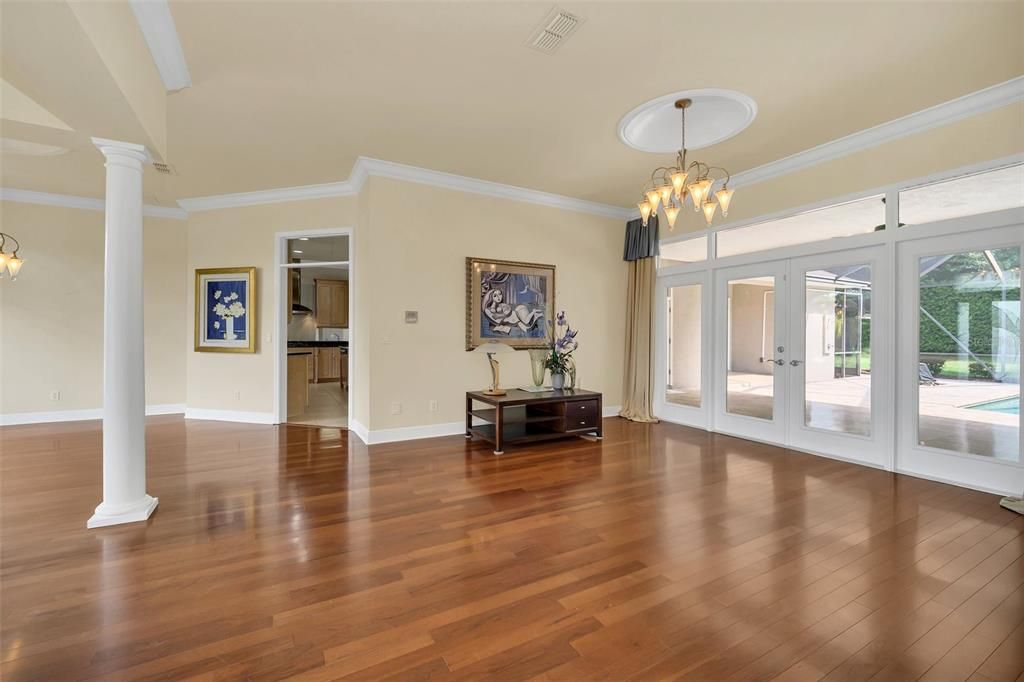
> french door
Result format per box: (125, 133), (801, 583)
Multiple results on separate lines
(696, 246), (892, 467)
(654, 271), (711, 428)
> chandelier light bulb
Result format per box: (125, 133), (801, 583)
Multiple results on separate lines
(687, 181), (706, 210)
(670, 171), (688, 198)
(702, 199), (718, 225)
(638, 199), (653, 226)
(657, 184), (674, 207)
(715, 187), (735, 217)
(6, 257), (23, 280)
(645, 189), (661, 212)
(663, 202), (681, 230)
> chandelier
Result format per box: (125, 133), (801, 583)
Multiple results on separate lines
(0, 232), (24, 281)
(637, 98), (734, 230)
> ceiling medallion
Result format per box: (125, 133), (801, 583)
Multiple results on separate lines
(636, 98), (736, 230)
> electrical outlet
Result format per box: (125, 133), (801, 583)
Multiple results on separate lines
(49, 390), (61, 401)
(390, 401), (402, 415)
(429, 400), (438, 413)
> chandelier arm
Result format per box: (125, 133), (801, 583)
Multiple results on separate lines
(0, 232), (16, 255)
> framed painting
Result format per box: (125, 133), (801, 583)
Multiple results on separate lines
(194, 267), (257, 353)
(466, 257), (555, 350)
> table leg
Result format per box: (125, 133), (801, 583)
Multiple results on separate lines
(465, 395), (473, 438)
(596, 395), (604, 439)
(494, 404), (504, 455)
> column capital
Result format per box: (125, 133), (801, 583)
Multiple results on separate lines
(91, 137), (151, 165)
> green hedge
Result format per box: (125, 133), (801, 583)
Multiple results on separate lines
(919, 287), (1020, 355)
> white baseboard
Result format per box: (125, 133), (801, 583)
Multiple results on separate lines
(183, 408), (276, 424)
(1, 403), (186, 426)
(360, 406), (623, 445)
(349, 418), (370, 444)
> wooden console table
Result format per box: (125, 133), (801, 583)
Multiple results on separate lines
(466, 389), (603, 455)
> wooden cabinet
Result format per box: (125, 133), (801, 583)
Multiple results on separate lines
(316, 347), (342, 381)
(315, 279), (348, 328)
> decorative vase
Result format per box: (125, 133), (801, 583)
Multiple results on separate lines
(527, 348), (547, 387)
(567, 357), (577, 390)
(551, 372), (565, 390)
(225, 317), (238, 341)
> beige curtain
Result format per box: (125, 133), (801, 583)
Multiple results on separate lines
(619, 256), (659, 422)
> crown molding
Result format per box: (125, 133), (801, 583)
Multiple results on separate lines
(129, 0), (192, 92)
(0, 188), (188, 220)
(730, 76), (1024, 189)
(178, 157), (632, 219)
(177, 179), (360, 212)
(352, 157), (634, 220)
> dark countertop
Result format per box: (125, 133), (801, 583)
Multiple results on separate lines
(287, 341), (348, 349)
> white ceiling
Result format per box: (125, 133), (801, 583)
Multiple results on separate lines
(1, 1), (1022, 208)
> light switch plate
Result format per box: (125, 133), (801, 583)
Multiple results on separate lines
(404, 311), (418, 324)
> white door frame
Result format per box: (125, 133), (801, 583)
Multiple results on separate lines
(712, 259), (790, 445)
(654, 270), (712, 429)
(273, 227), (355, 427)
(786, 245), (893, 469)
(896, 224), (1023, 495)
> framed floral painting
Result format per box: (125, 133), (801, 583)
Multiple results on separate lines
(466, 257), (555, 350)
(195, 267), (256, 353)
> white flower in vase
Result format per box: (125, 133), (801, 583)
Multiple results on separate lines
(214, 290), (222, 300)
(213, 321), (220, 329)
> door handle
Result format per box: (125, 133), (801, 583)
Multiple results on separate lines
(790, 360), (803, 366)
(769, 358), (785, 366)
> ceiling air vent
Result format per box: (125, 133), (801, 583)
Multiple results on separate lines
(152, 161), (175, 175)
(526, 8), (583, 54)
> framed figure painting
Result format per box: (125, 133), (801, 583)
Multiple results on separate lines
(466, 257), (554, 350)
(195, 267), (256, 353)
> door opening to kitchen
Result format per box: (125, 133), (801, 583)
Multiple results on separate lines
(281, 233), (350, 429)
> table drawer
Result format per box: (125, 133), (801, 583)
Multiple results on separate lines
(567, 413), (599, 432)
(568, 399), (600, 417)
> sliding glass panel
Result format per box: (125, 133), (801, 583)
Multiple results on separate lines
(717, 195), (885, 259)
(900, 164), (1024, 227)
(917, 247), (1020, 460)
(803, 265), (872, 436)
(666, 284), (702, 408)
(726, 276), (775, 419)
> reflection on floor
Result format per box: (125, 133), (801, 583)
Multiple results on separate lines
(668, 372), (1019, 459)
(4, 416), (1020, 680)
(289, 382), (347, 429)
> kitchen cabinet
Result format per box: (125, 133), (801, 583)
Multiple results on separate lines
(317, 347), (342, 381)
(315, 279), (348, 328)
(286, 353), (310, 418)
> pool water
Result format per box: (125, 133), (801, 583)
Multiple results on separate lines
(968, 396), (1020, 415)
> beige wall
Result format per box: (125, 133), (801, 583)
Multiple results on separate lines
(669, 284), (701, 392)
(675, 102), (1024, 235)
(729, 282), (773, 375)
(0, 201), (186, 414)
(184, 197), (356, 415)
(359, 176), (627, 431)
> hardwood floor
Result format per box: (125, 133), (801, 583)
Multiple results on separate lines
(2, 416), (1022, 681)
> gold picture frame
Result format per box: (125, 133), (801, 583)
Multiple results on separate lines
(466, 257), (555, 350)
(194, 267), (257, 353)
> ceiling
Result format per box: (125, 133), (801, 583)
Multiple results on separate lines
(2, 1), (1022, 209)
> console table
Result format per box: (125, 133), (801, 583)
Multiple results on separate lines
(465, 389), (603, 455)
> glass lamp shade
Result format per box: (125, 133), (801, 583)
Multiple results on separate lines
(5, 257), (23, 280)
(670, 171), (689, 198)
(663, 203), (681, 230)
(687, 181), (706, 210)
(657, 185), (674, 206)
(715, 187), (734, 216)
(701, 199), (718, 225)
(645, 189), (661, 212)
(0, 252), (7, 277)
(638, 200), (653, 226)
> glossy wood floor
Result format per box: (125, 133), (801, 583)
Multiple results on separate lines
(2, 416), (1023, 681)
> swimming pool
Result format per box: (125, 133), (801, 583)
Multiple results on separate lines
(968, 396), (1020, 415)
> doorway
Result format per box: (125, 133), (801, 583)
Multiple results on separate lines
(274, 229), (353, 430)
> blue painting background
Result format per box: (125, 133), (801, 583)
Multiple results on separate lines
(205, 279), (248, 341)
(479, 271), (547, 339)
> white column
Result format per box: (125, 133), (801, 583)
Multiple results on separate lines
(87, 138), (158, 529)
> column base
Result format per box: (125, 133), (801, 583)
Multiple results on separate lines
(87, 495), (159, 529)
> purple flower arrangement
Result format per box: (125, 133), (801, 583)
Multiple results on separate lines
(544, 311), (578, 381)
